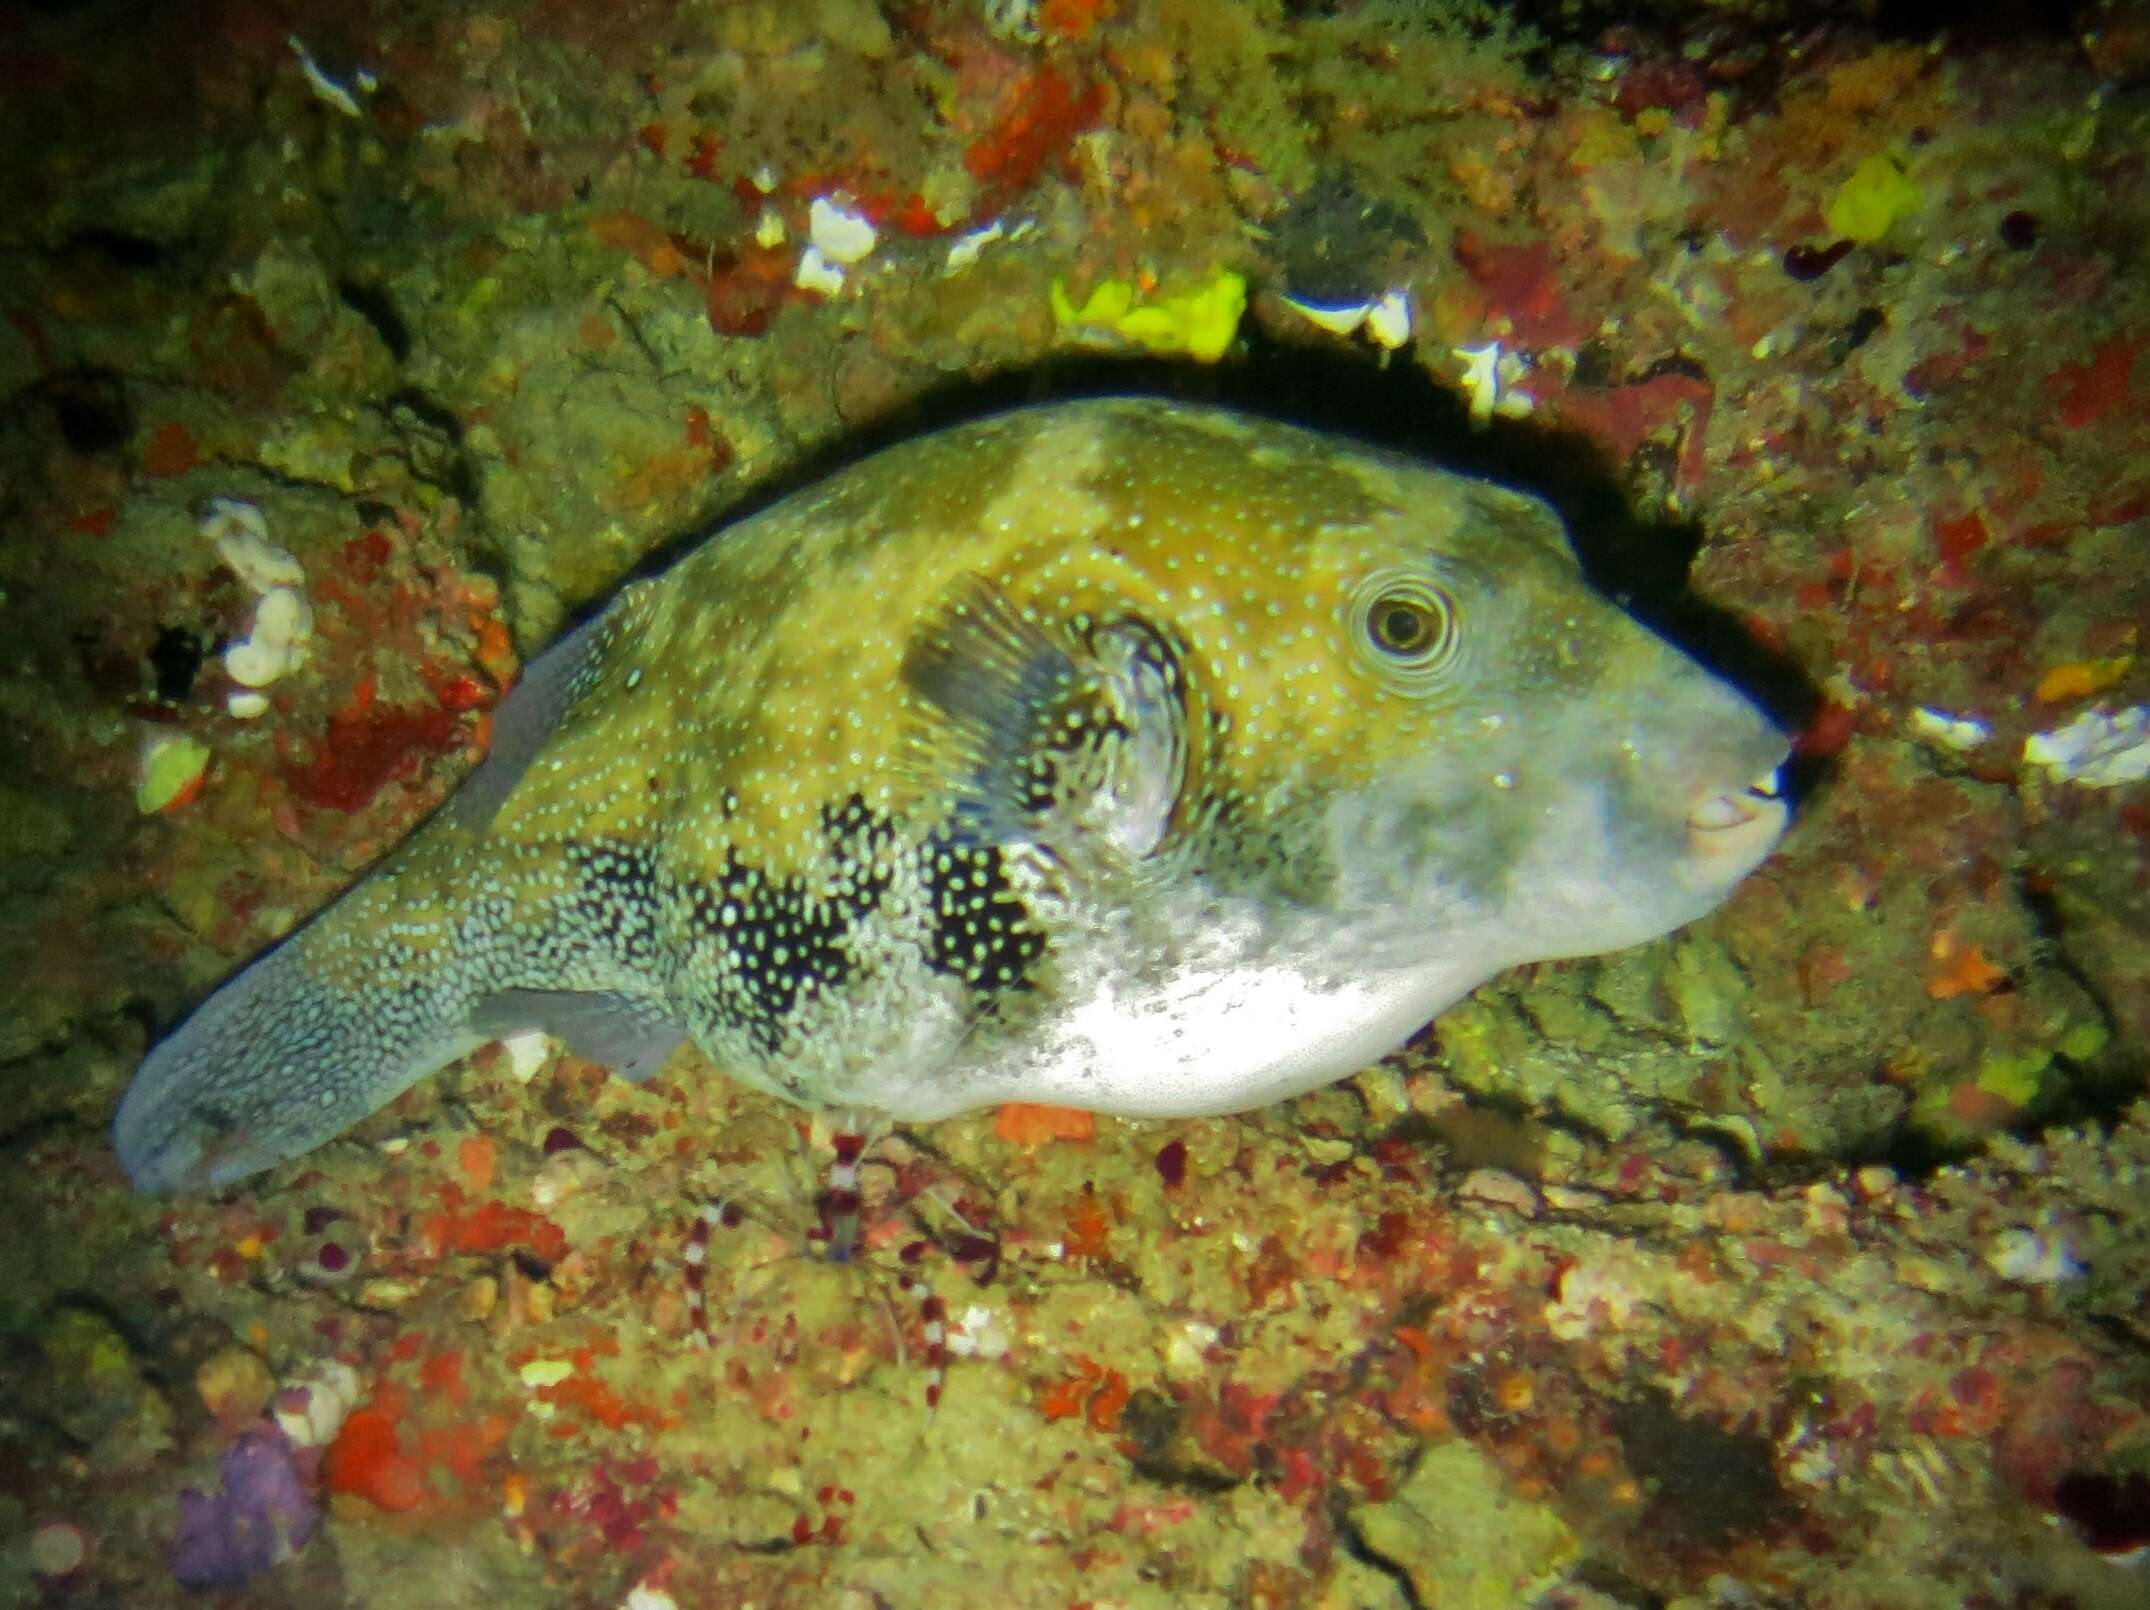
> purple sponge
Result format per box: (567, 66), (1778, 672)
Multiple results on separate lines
(170, 1424), (320, 1590)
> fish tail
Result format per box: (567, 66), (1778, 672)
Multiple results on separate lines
(113, 874), (489, 1195)
(113, 605), (638, 1193)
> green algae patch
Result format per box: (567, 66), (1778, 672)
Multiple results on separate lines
(1348, 1440), (1576, 1606)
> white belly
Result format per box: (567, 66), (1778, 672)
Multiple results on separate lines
(1012, 950), (1494, 1116)
(873, 920), (1505, 1122)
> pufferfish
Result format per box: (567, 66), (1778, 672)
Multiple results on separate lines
(113, 398), (1790, 1194)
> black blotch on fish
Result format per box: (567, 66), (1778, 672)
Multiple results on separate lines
(918, 829), (1046, 999)
(684, 795), (898, 1052)
(565, 840), (667, 972)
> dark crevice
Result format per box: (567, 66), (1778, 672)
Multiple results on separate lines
(1610, 1386), (1798, 1550)
(1569, 1561), (1669, 1609)
(147, 624), (207, 702)
(0, 1106), (77, 1162)
(2015, 874), (2140, 1133)
(113, 994), (164, 1043)
(1121, 1456), (1244, 1496)
(1335, 1500), (1426, 1610)
(62, 225), (165, 269)
(383, 385), (463, 444)
(2019, 872), (2122, 1041)
(2078, 1309), (2150, 1362)
(33, 366), (133, 455)
(337, 278), (412, 362)
(376, 386), (480, 505)
(1870, 1122), (1980, 1180)
(1826, 306), (1888, 367)
(1489, 0), (2092, 49)
(1116, 1388), (1249, 1496)
(1870, 0), (2091, 42)
(1848, 871), (2144, 1178)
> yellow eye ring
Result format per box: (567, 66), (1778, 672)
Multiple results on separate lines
(1356, 580), (1459, 678)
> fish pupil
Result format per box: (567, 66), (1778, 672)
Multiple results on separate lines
(1374, 601), (1431, 655)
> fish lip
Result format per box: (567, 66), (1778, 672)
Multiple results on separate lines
(112, 1089), (220, 1195)
(1683, 767), (1791, 867)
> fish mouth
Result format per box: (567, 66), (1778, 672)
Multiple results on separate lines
(1683, 766), (1790, 873)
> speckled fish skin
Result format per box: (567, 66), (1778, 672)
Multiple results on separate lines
(113, 398), (1791, 1194)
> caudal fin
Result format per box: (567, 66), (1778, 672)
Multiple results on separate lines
(112, 601), (637, 1193)
(112, 930), (484, 1194)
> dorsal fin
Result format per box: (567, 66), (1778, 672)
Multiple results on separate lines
(444, 596), (620, 833)
(901, 579), (1186, 859)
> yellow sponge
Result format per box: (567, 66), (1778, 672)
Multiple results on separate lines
(1052, 270), (1247, 363)
(1826, 155), (1922, 244)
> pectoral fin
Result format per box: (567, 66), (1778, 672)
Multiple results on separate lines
(470, 989), (687, 1083)
(901, 580), (1188, 860)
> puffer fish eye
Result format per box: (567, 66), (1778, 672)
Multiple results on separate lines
(1354, 576), (1460, 681)
(1372, 597), (1436, 655)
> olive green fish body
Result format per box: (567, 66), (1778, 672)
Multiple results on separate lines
(115, 401), (1788, 1192)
